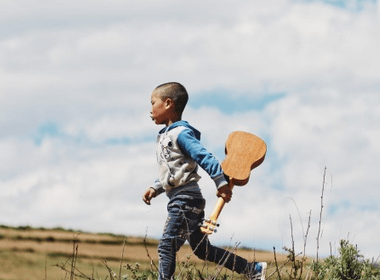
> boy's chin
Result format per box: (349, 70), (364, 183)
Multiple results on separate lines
(151, 117), (167, 125)
(152, 118), (162, 125)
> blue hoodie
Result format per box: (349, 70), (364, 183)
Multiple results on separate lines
(153, 120), (227, 198)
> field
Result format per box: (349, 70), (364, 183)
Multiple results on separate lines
(0, 225), (295, 280)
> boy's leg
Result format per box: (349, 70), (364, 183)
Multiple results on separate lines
(158, 236), (185, 279)
(158, 194), (202, 280)
(188, 230), (248, 274)
(158, 205), (186, 280)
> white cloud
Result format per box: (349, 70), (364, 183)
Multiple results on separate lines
(0, 0), (379, 260)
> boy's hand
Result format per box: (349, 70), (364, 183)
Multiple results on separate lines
(143, 187), (157, 205)
(216, 184), (232, 203)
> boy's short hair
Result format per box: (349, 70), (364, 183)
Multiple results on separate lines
(155, 82), (188, 114)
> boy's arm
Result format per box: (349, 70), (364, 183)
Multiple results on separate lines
(142, 187), (156, 205)
(142, 180), (165, 205)
(152, 179), (165, 195)
(177, 129), (229, 189)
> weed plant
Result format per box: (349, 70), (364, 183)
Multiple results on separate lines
(311, 240), (380, 280)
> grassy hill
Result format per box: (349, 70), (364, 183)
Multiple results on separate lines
(0, 225), (289, 280)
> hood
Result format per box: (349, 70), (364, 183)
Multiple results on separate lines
(159, 120), (201, 140)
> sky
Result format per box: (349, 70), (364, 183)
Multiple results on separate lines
(1, 0), (379, 260)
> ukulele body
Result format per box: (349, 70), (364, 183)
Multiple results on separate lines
(200, 131), (266, 235)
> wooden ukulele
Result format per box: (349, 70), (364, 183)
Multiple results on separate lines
(200, 131), (267, 235)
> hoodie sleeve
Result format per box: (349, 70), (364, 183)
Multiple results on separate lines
(177, 129), (228, 189)
(152, 179), (165, 196)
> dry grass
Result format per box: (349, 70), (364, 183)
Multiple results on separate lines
(0, 225), (294, 280)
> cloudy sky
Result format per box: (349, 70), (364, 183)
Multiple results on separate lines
(1, 0), (379, 259)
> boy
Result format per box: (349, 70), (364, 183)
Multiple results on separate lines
(142, 82), (266, 280)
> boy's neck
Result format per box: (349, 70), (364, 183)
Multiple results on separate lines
(165, 113), (182, 126)
(166, 117), (181, 126)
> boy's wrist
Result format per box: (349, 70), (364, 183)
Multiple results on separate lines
(149, 187), (157, 196)
(151, 181), (165, 196)
(213, 174), (228, 189)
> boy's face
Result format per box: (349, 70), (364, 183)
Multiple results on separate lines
(150, 92), (170, 125)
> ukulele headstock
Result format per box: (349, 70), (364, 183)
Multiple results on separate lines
(199, 218), (220, 235)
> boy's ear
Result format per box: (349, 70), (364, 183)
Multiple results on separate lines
(164, 97), (174, 109)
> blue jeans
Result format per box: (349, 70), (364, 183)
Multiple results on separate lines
(157, 191), (248, 280)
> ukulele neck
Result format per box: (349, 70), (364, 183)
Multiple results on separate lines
(209, 178), (234, 221)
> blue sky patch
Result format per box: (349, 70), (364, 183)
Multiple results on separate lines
(189, 90), (285, 114)
(34, 122), (61, 145)
(34, 122), (156, 147)
(303, 0), (377, 10)
(328, 200), (352, 215)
